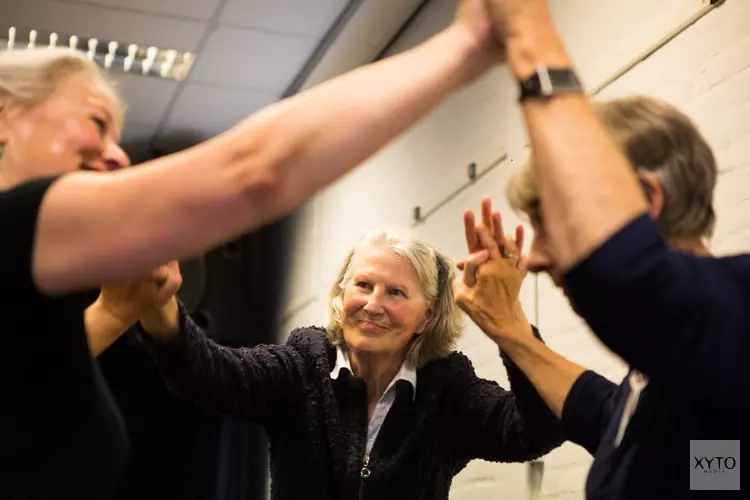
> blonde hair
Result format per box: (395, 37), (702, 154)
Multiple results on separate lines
(507, 95), (717, 239)
(327, 231), (462, 368)
(0, 48), (125, 129)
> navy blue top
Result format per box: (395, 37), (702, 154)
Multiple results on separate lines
(560, 214), (749, 499)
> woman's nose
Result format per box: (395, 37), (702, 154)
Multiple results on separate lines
(363, 293), (385, 315)
(525, 249), (551, 274)
(103, 142), (131, 170)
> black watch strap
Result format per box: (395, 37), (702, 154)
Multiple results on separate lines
(519, 66), (584, 102)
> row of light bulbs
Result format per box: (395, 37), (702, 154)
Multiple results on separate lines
(5, 26), (194, 80)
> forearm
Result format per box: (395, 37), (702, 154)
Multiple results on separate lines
(32, 26), (492, 296)
(496, 333), (586, 418)
(139, 297), (180, 341)
(139, 302), (299, 424)
(85, 300), (132, 357)
(506, 13), (647, 270)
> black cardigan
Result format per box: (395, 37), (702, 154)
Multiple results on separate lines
(144, 307), (564, 500)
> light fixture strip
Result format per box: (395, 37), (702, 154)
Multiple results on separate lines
(1, 26), (195, 82)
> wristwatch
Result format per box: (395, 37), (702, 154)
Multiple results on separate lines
(518, 65), (585, 102)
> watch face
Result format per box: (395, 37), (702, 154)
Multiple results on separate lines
(550, 69), (582, 90)
(519, 67), (583, 101)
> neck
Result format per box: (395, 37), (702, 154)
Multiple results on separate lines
(348, 348), (407, 405)
(0, 158), (23, 190)
(669, 236), (711, 256)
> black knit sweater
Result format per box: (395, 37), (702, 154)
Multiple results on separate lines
(144, 307), (564, 500)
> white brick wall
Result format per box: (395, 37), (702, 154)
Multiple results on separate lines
(277, 0), (750, 498)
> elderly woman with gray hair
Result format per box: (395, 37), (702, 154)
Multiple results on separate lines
(129, 229), (564, 500)
(456, 94), (748, 499)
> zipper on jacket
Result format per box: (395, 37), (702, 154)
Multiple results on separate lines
(358, 454), (371, 500)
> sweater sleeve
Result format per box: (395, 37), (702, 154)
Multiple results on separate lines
(446, 327), (565, 463)
(560, 370), (621, 455)
(140, 302), (305, 427)
(563, 213), (750, 414)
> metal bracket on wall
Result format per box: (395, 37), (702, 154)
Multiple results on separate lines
(588, 0), (726, 96)
(411, 152), (507, 227)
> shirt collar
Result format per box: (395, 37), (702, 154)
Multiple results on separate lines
(330, 345), (417, 401)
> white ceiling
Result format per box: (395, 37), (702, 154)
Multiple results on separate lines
(1, 0), (428, 160)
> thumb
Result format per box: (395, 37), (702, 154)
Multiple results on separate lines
(149, 265), (169, 284)
(462, 249), (489, 287)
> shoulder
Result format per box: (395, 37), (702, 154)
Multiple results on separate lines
(285, 326), (336, 367)
(418, 350), (480, 388)
(714, 254), (750, 274)
(0, 176), (62, 294)
(697, 254), (750, 298)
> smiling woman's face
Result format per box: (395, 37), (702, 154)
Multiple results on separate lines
(341, 247), (431, 359)
(0, 71), (128, 184)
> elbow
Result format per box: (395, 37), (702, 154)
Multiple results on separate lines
(229, 137), (292, 222)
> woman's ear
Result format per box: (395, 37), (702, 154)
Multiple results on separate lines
(416, 307), (434, 335)
(638, 171), (664, 221)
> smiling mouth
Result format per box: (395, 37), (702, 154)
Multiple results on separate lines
(358, 320), (386, 331)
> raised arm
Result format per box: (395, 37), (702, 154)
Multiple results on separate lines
(454, 201), (616, 454)
(444, 342), (564, 463)
(31, 1), (501, 295)
(137, 301), (305, 427)
(494, 324), (621, 455)
(488, 0), (750, 413)
(488, 0), (647, 271)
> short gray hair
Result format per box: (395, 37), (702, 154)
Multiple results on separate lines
(327, 231), (462, 368)
(508, 95), (717, 239)
(0, 48), (124, 129)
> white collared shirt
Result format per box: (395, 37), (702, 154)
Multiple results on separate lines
(330, 346), (417, 455)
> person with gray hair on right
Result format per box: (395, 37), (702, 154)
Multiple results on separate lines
(455, 91), (747, 497)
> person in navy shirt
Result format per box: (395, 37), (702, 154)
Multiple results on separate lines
(453, 1), (747, 497)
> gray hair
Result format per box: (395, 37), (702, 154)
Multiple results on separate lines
(327, 231), (462, 368)
(0, 48), (124, 129)
(508, 95), (717, 239)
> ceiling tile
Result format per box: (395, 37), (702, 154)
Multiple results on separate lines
(298, 0), (424, 90)
(220, 0), (349, 39)
(188, 26), (317, 91)
(54, 0), (221, 20)
(1, 0), (207, 51)
(121, 121), (159, 144)
(160, 83), (277, 141)
(112, 73), (180, 124)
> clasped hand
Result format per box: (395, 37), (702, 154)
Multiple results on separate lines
(96, 260), (182, 328)
(453, 0), (552, 63)
(453, 197), (532, 342)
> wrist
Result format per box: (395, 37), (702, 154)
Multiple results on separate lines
(488, 302), (533, 342)
(139, 298), (180, 339)
(91, 298), (137, 330)
(440, 24), (496, 86)
(493, 326), (538, 361)
(505, 16), (573, 81)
